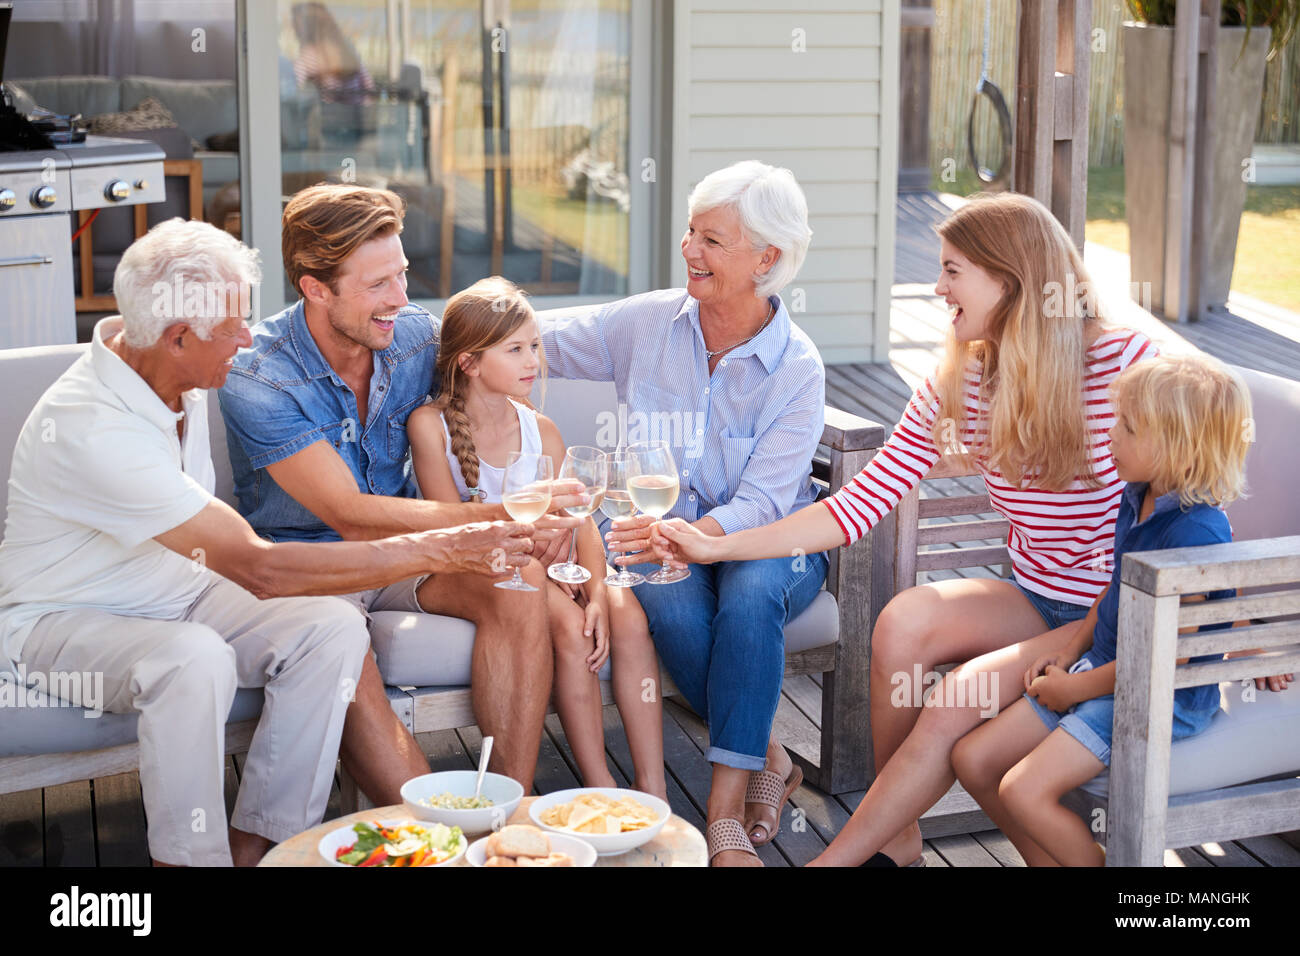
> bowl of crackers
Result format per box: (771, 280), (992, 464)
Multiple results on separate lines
(465, 823), (597, 867)
(528, 787), (670, 856)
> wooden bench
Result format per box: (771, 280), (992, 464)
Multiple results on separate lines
(0, 343), (887, 814)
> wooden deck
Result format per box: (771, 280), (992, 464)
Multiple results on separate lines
(6, 688), (1300, 868)
(4, 192), (1298, 868)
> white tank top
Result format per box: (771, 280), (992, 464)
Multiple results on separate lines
(439, 398), (543, 503)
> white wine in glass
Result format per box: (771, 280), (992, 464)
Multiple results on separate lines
(548, 446), (607, 585)
(600, 491), (636, 519)
(498, 451), (552, 591)
(627, 475), (679, 515)
(501, 490), (549, 523)
(627, 441), (689, 584)
(601, 449), (644, 588)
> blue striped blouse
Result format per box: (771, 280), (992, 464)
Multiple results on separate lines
(536, 288), (825, 534)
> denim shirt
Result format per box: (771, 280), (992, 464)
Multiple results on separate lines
(1092, 481), (1235, 663)
(218, 300), (439, 542)
(536, 289), (824, 534)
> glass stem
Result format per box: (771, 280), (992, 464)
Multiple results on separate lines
(567, 526), (578, 567)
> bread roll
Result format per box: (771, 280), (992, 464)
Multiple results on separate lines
(486, 824), (550, 858)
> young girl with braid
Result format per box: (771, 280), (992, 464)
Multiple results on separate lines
(406, 277), (667, 799)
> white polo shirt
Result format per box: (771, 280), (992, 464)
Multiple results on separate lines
(0, 317), (216, 673)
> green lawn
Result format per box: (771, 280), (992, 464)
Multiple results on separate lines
(511, 182), (628, 276)
(932, 166), (1300, 313)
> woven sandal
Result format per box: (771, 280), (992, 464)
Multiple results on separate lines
(744, 759), (803, 847)
(707, 817), (761, 867)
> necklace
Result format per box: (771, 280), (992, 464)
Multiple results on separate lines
(704, 301), (776, 360)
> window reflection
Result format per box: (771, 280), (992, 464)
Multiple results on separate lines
(277, 0), (630, 299)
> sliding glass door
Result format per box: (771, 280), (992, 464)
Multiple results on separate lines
(240, 0), (655, 312)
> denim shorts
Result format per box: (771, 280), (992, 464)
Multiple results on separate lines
(1025, 651), (1220, 766)
(1011, 579), (1091, 631)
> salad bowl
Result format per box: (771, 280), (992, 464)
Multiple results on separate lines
(318, 818), (467, 867)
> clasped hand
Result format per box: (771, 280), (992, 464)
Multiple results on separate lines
(1024, 652), (1080, 713)
(602, 514), (686, 568)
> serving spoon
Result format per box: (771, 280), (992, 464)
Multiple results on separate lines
(474, 736), (494, 802)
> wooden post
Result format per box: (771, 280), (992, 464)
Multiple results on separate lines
(1162, 0), (1202, 322)
(815, 444), (877, 793)
(1015, 0), (1056, 205)
(892, 485), (920, 596)
(1015, 0), (1092, 250)
(1188, 1), (1220, 321)
(1108, 576), (1180, 866)
(899, 1), (935, 191)
(1052, 0), (1091, 245)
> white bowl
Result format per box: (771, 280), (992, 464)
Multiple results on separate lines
(400, 770), (525, 835)
(528, 787), (670, 857)
(317, 818), (467, 867)
(465, 830), (598, 867)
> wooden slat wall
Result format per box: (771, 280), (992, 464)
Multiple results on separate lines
(673, 0), (894, 364)
(930, 0), (1300, 176)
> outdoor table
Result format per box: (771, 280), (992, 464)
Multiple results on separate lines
(259, 796), (707, 867)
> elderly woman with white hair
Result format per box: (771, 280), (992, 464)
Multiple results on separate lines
(538, 160), (827, 866)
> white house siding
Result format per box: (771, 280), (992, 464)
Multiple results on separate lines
(672, 0), (898, 364)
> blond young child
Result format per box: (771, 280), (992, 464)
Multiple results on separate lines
(951, 353), (1258, 866)
(406, 277), (667, 799)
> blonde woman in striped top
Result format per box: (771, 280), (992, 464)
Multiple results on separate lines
(657, 192), (1158, 867)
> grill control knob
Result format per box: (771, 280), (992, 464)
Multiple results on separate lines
(134, 178), (149, 191)
(31, 185), (57, 209)
(0, 189), (15, 211)
(105, 180), (131, 202)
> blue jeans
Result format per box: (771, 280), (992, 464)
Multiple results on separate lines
(1011, 579), (1091, 631)
(1025, 650), (1221, 766)
(629, 551), (829, 771)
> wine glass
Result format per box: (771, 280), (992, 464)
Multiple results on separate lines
(547, 446), (607, 585)
(497, 451), (552, 591)
(601, 448), (646, 588)
(627, 440), (689, 584)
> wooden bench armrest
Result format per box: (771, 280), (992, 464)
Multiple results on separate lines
(821, 405), (886, 455)
(1108, 535), (1300, 865)
(1120, 535), (1300, 596)
(786, 405), (884, 793)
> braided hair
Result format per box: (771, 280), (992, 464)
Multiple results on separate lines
(432, 276), (544, 502)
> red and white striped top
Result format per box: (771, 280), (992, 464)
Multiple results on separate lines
(824, 329), (1158, 605)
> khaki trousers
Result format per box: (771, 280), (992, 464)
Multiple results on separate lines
(20, 576), (368, 866)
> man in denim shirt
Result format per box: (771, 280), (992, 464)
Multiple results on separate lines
(220, 185), (579, 791)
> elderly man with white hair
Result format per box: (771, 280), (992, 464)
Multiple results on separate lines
(0, 219), (534, 866)
(538, 160), (828, 866)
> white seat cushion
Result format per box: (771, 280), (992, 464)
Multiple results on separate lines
(369, 588), (840, 688)
(0, 686), (264, 757)
(1081, 677), (1300, 798)
(784, 588), (840, 653)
